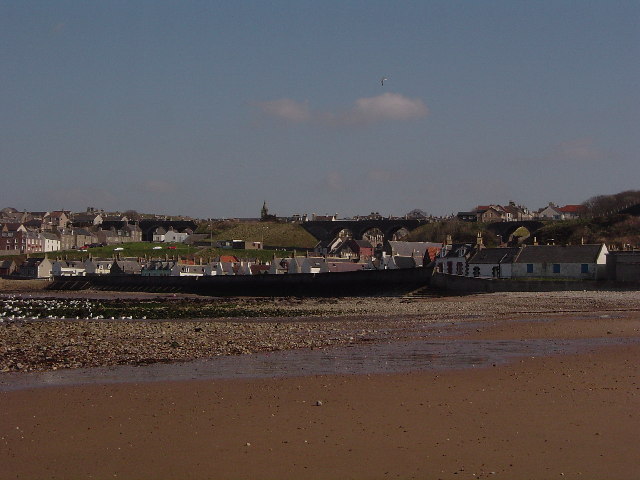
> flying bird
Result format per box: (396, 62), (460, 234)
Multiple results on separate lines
(381, 76), (388, 86)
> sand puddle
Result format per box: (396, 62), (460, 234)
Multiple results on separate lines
(2, 335), (638, 391)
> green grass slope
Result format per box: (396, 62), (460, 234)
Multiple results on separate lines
(197, 221), (318, 248)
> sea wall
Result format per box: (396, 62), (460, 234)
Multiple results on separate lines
(50, 267), (434, 297)
(430, 273), (604, 293)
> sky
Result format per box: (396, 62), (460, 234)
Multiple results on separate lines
(1, 1), (638, 219)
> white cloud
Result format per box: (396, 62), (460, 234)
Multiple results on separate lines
(324, 172), (345, 192)
(254, 98), (311, 123)
(141, 179), (175, 194)
(254, 93), (428, 126)
(337, 93), (428, 125)
(554, 138), (601, 162)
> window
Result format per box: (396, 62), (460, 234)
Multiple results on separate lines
(553, 264), (561, 274)
(581, 264), (589, 274)
(473, 266), (480, 277)
(526, 264), (533, 273)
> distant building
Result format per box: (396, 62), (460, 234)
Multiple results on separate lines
(512, 244), (608, 280)
(606, 251), (640, 283)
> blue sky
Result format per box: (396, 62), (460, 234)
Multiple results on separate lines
(1, 1), (638, 218)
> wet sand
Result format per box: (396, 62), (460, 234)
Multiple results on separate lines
(2, 308), (640, 479)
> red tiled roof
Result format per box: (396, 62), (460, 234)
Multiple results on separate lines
(558, 205), (586, 213)
(424, 247), (442, 263)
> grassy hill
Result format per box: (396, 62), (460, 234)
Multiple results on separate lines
(533, 215), (640, 246)
(196, 221), (318, 249)
(403, 220), (500, 247)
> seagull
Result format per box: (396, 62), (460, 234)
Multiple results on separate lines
(381, 76), (388, 86)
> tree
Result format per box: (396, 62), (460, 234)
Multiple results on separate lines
(124, 210), (140, 221)
(582, 190), (640, 217)
(405, 209), (428, 219)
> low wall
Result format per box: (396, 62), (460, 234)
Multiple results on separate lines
(50, 267), (433, 297)
(430, 273), (605, 293)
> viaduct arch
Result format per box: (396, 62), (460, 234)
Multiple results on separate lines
(486, 221), (545, 243)
(138, 219), (199, 242)
(301, 219), (427, 243)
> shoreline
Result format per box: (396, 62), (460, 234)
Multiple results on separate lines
(2, 290), (640, 373)
(2, 291), (639, 479)
(0, 291), (640, 375)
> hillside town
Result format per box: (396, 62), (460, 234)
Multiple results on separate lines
(1, 200), (639, 285)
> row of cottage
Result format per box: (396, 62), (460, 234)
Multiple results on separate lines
(435, 234), (610, 280)
(0, 240), (439, 279)
(1, 250), (427, 279)
(3, 235), (636, 282)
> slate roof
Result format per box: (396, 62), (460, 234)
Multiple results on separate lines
(389, 241), (441, 258)
(326, 262), (366, 273)
(440, 243), (474, 259)
(514, 244), (604, 264)
(40, 232), (60, 241)
(250, 265), (270, 275)
(468, 247), (520, 264)
(21, 257), (47, 268)
(49, 211), (69, 218)
(391, 256), (416, 269)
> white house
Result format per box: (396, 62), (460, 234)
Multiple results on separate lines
(152, 227), (166, 242)
(170, 263), (210, 276)
(84, 259), (114, 275)
(17, 257), (53, 279)
(40, 232), (61, 252)
(537, 203), (564, 220)
(301, 257), (329, 274)
(210, 261), (235, 276)
(268, 257), (291, 274)
(52, 260), (86, 277)
(434, 241), (475, 276)
(511, 244), (609, 280)
(164, 229), (190, 243)
(466, 247), (520, 278)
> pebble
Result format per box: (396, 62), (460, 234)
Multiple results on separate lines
(2, 291), (639, 372)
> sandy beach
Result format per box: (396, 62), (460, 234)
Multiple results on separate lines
(1, 290), (639, 479)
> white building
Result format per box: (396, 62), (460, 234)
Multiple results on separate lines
(39, 232), (61, 252)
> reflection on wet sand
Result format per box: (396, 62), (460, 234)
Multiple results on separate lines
(2, 335), (637, 392)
